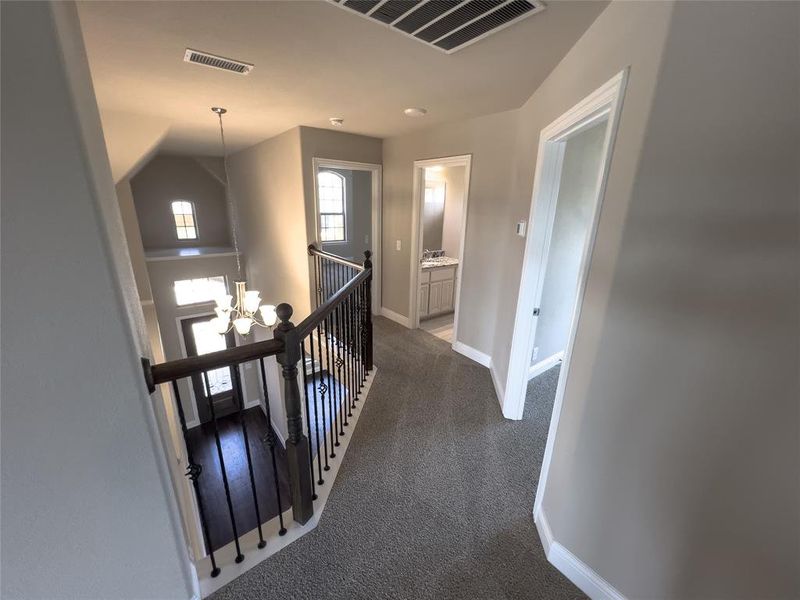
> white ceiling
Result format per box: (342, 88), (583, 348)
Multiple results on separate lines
(77, 0), (607, 163)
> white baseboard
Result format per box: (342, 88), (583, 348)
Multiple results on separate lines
(535, 509), (626, 600)
(529, 351), (564, 380)
(489, 361), (505, 409)
(380, 306), (411, 328)
(452, 341), (491, 368)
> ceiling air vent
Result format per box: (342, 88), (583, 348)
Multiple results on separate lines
(330, 0), (544, 54)
(183, 48), (254, 75)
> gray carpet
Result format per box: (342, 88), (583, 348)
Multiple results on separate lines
(211, 317), (584, 599)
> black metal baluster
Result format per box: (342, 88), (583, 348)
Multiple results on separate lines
(257, 358), (288, 535)
(364, 250), (374, 372)
(340, 295), (350, 425)
(201, 371), (245, 563)
(358, 281), (365, 389)
(334, 298), (346, 436)
(345, 292), (354, 417)
(325, 266), (340, 453)
(314, 254), (322, 308)
(300, 344), (317, 501)
(309, 332), (325, 482)
(170, 381), (221, 578)
(349, 291), (358, 411)
(231, 364), (267, 549)
(315, 321), (331, 471)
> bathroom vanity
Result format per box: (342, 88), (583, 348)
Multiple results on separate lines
(419, 257), (458, 320)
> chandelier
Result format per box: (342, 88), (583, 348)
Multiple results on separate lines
(208, 107), (277, 336)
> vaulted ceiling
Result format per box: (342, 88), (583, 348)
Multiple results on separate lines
(76, 0), (607, 177)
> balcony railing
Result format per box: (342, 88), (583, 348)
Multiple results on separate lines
(141, 247), (372, 578)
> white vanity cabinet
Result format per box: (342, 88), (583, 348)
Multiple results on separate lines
(419, 265), (456, 319)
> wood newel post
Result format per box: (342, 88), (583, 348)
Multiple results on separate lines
(363, 251), (374, 371)
(273, 303), (314, 525)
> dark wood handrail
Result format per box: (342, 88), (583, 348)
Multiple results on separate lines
(308, 244), (365, 271)
(150, 338), (284, 386)
(296, 268), (370, 338)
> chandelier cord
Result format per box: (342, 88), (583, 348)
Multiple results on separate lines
(216, 110), (243, 279)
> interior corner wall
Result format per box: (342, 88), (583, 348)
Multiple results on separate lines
(116, 178), (154, 301)
(131, 154), (232, 251)
(1, 2), (193, 598)
(227, 127), (311, 317)
(381, 109), (518, 355)
(536, 2), (800, 598)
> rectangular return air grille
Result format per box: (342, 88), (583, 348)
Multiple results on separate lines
(333, 0), (544, 53)
(183, 48), (254, 75)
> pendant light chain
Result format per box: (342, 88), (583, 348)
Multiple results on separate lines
(208, 107), (277, 336)
(215, 109), (243, 279)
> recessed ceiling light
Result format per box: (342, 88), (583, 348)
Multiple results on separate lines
(329, 117), (344, 127)
(404, 107), (428, 117)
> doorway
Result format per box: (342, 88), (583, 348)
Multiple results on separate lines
(180, 314), (238, 424)
(311, 158), (382, 312)
(501, 71), (628, 517)
(409, 155), (472, 348)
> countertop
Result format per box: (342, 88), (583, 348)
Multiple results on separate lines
(420, 256), (459, 270)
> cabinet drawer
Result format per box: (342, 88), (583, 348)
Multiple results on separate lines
(419, 270), (431, 284)
(430, 266), (456, 282)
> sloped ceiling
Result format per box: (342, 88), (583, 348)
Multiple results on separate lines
(78, 0), (608, 159)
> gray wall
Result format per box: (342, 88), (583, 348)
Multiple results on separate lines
(320, 168), (372, 262)
(131, 154), (232, 250)
(1, 2), (192, 597)
(227, 128), (311, 317)
(382, 109), (518, 353)
(532, 122), (606, 364)
(540, 3), (800, 597)
(382, 1), (799, 597)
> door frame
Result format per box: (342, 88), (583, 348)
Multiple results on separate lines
(175, 310), (257, 427)
(408, 155), (472, 348)
(501, 70), (628, 514)
(311, 158), (382, 314)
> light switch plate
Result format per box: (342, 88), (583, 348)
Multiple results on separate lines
(396, 239), (402, 251)
(516, 220), (527, 237)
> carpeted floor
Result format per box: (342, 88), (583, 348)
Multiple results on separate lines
(211, 317), (584, 599)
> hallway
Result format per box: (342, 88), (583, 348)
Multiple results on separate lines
(212, 317), (583, 599)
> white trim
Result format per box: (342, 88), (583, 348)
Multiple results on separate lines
(408, 155), (472, 352)
(311, 157), (382, 315)
(380, 306), (411, 328)
(500, 72), (629, 524)
(145, 251), (238, 263)
(535, 510), (627, 600)
(489, 360), (505, 410)
(451, 341), (490, 368)
(197, 368), (378, 597)
(528, 351), (564, 380)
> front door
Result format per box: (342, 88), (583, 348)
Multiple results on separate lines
(181, 315), (238, 424)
